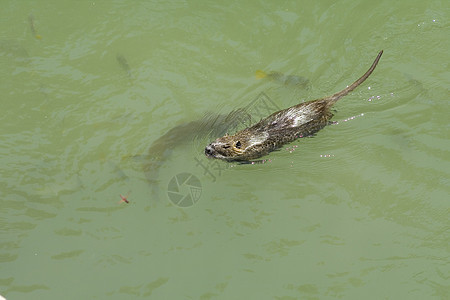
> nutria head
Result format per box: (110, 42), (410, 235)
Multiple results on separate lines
(205, 131), (270, 162)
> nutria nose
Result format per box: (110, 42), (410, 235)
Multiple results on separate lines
(205, 145), (214, 156)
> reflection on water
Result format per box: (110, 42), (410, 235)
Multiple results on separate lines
(142, 108), (251, 197)
(255, 69), (310, 90)
(0, 40), (29, 59)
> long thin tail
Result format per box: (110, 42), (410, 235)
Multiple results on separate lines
(325, 50), (383, 105)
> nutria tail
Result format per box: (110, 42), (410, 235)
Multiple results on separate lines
(325, 50), (383, 106)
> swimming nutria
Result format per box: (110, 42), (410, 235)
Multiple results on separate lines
(205, 50), (383, 162)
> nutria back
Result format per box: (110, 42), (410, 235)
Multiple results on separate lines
(205, 50), (383, 162)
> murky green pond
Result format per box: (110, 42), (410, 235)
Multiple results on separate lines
(1, 1), (449, 299)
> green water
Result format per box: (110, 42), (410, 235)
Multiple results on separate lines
(1, 1), (449, 299)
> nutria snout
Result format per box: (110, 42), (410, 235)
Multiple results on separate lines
(205, 145), (214, 157)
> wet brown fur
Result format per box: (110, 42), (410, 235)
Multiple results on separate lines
(205, 51), (383, 162)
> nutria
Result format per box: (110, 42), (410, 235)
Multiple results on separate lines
(205, 50), (383, 162)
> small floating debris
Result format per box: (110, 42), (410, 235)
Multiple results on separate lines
(28, 14), (42, 40)
(116, 53), (131, 76)
(119, 194), (129, 204)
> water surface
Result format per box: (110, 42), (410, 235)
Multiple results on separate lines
(1, 1), (449, 299)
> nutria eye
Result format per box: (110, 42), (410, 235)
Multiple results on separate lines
(235, 141), (241, 149)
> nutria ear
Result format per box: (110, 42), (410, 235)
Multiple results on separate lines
(225, 133), (229, 136)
